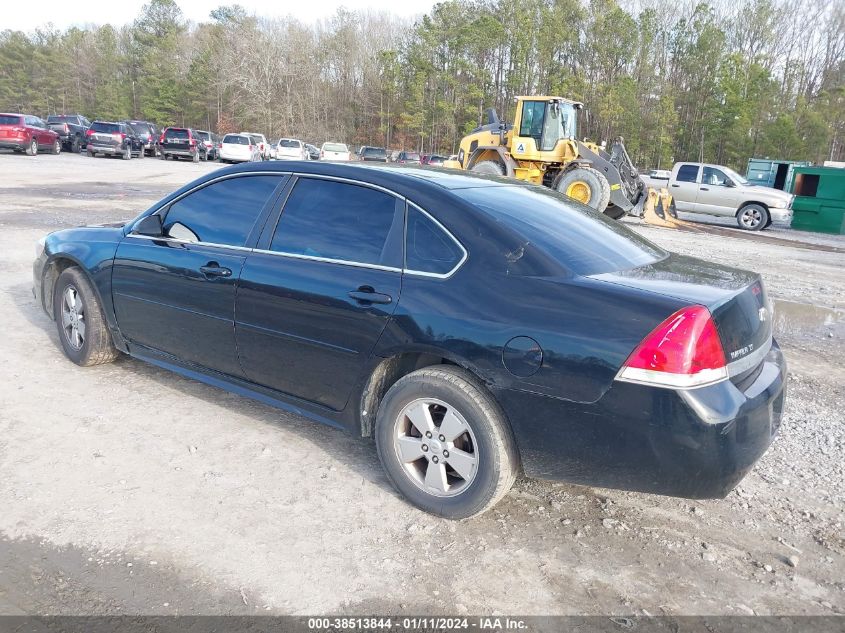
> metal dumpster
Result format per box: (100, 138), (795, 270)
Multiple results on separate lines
(747, 159), (811, 191)
(788, 166), (845, 234)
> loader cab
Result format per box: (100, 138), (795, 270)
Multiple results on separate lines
(514, 97), (579, 153)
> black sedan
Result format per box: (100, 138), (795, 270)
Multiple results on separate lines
(33, 163), (786, 518)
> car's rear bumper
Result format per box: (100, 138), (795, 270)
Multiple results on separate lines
(0, 140), (26, 150)
(496, 341), (786, 499)
(162, 148), (196, 157)
(88, 143), (121, 154)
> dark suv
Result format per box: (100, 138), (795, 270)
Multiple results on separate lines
(194, 130), (219, 161)
(159, 127), (208, 162)
(359, 146), (388, 162)
(396, 151), (422, 164)
(46, 114), (91, 152)
(124, 120), (159, 156)
(85, 121), (144, 159)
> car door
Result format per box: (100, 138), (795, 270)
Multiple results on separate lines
(694, 166), (738, 216)
(112, 173), (286, 376)
(669, 164), (701, 212)
(235, 176), (404, 411)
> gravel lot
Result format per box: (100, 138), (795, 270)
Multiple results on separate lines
(0, 152), (843, 616)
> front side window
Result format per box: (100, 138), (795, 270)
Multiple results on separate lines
(405, 206), (464, 276)
(702, 167), (730, 186)
(162, 175), (281, 246)
(270, 178), (400, 267)
(519, 101), (545, 140)
(676, 164), (700, 183)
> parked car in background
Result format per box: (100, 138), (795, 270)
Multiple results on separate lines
(422, 154), (448, 166)
(0, 113), (61, 156)
(34, 162), (786, 519)
(275, 138), (307, 161)
(358, 146), (388, 162)
(194, 130), (218, 161)
(86, 121), (143, 160)
(389, 150), (401, 162)
(159, 127), (207, 162)
(320, 142), (351, 161)
(124, 120), (159, 157)
(666, 162), (794, 230)
(219, 133), (259, 163)
(46, 114), (91, 153)
(305, 144), (320, 160)
(396, 151), (422, 164)
(242, 132), (270, 160)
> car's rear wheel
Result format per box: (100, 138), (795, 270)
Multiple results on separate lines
(53, 267), (119, 366)
(71, 137), (80, 153)
(51, 139), (61, 155)
(160, 152), (167, 160)
(122, 145), (131, 160)
(193, 151), (200, 163)
(26, 138), (38, 156)
(375, 366), (518, 519)
(555, 166), (610, 212)
(737, 203), (769, 231)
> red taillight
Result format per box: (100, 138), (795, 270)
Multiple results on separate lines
(86, 129), (95, 137)
(617, 305), (727, 389)
(112, 132), (125, 141)
(63, 123), (69, 133)
(159, 133), (165, 143)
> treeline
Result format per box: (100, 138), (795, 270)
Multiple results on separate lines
(1, 0), (843, 170)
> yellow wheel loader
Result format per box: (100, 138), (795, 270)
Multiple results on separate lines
(444, 96), (646, 219)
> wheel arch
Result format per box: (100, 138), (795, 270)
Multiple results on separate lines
(466, 147), (517, 177)
(735, 200), (770, 216)
(358, 349), (496, 438)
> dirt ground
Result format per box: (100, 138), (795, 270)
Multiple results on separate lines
(0, 152), (843, 617)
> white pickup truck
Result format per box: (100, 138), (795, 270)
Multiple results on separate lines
(664, 162), (794, 230)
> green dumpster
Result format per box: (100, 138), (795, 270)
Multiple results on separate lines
(747, 158), (811, 191)
(788, 166), (845, 234)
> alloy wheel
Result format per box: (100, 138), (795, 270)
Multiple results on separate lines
(393, 398), (479, 497)
(61, 285), (86, 350)
(740, 207), (762, 229)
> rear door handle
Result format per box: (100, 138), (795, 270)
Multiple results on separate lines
(348, 286), (392, 305)
(700, 187), (709, 191)
(671, 184), (680, 188)
(199, 263), (232, 278)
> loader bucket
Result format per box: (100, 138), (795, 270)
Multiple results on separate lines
(642, 188), (686, 228)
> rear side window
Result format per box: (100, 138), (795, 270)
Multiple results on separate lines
(676, 164), (700, 182)
(162, 176), (281, 246)
(456, 186), (666, 276)
(405, 206), (464, 276)
(363, 147), (387, 158)
(0, 115), (21, 125)
(270, 178), (399, 267)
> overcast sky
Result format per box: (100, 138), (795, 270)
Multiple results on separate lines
(5, 0), (435, 32)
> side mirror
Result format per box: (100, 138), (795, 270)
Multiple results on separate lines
(133, 214), (163, 237)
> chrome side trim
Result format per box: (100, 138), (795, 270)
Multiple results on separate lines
(615, 366), (728, 390)
(403, 201), (468, 280)
(125, 233), (253, 252)
(251, 248), (402, 273)
(292, 173), (403, 199)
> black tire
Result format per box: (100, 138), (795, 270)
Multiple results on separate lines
(554, 166), (609, 212)
(26, 137), (38, 156)
(51, 139), (61, 155)
(375, 365), (519, 519)
(193, 151), (200, 163)
(470, 160), (505, 176)
(736, 203), (769, 231)
(122, 145), (131, 160)
(52, 267), (120, 367)
(71, 136), (81, 153)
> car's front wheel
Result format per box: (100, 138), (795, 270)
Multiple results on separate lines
(375, 366), (518, 519)
(53, 267), (120, 366)
(737, 203), (769, 231)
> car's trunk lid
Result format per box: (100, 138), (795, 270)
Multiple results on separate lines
(591, 254), (772, 379)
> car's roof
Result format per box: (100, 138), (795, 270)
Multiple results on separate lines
(0, 113), (24, 117)
(219, 160), (520, 191)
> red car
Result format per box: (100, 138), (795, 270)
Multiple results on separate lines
(0, 113), (61, 156)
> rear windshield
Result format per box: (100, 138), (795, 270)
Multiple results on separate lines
(455, 185), (666, 276)
(279, 139), (300, 148)
(323, 143), (347, 152)
(129, 123), (151, 135)
(403, 152), (421, 160)
(165, 128), (189, 138)
(90, 121), (120, 134)
(195, 131), (211, 140)
(0, 115), (21, 125)
(363, 147), (386, 157)
(223, 134), (249, 145)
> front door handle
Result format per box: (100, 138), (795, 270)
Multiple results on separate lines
(199, 263), (232, 278)
(671, 184), (680, 188)
(348, 286), (392, 305)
